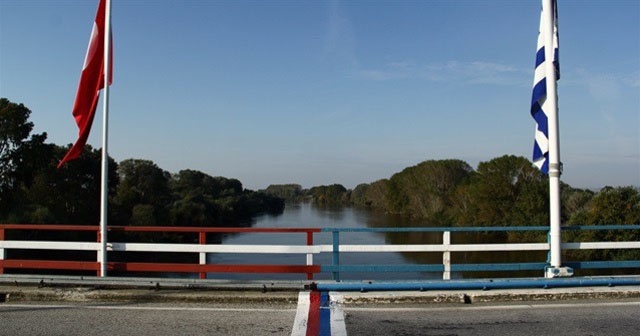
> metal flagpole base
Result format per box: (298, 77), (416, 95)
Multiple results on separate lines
(545, 266), (574, 278)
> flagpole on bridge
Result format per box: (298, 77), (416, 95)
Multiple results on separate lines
(540, 0), (571, 278)
(530, 0), (571, 278)
(57, 0), (113, 276)
(99, 0), (112, 277)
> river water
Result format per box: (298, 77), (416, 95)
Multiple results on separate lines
(208, 202), (434, 280)
(206, 202), (548, 280)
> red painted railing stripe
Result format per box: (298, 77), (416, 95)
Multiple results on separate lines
(0, 260), (321, 274)
(0, 224), (99, 231)
(198, 232), (207, 279)
(306, 231), (314, 281)
(0, 260), (99, 271)
(108, 227), (321, 233)
(0, 224), (321, 234)
(109, 263), (321, 274)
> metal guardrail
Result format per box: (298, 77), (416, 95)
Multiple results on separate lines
(0, 224), (639, 280)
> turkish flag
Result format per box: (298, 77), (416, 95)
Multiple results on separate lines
(58, 0), (112, 168)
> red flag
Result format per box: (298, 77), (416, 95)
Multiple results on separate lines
(58, 0), (112, 168)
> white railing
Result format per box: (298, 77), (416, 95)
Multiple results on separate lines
(1, 225), (639, 280)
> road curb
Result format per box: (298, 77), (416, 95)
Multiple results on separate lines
(3, 284), (640, 305)
(0, 286), (301, 304)
(338, 286), (640, 304)
(0, 275), (302, 304)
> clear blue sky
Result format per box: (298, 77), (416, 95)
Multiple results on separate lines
(1, 0), (638, 190)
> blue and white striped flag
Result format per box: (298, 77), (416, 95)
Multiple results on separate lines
(530, 0), (559, 174)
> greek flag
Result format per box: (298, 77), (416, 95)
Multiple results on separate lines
(530, 0), (559, 174)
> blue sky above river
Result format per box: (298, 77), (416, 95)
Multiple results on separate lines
(1, 0), (638, 190)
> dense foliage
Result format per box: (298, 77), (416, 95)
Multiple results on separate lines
(348, 156), (640, 267)
(262, 183), (351, 206)
(563, 186), (640, 262)
(274, 155), (638, 231)
(0, 98), (283, 226)
(306, 184), (350, 206)
(350, 156), (639, 228)
(262, 184), (304, 202)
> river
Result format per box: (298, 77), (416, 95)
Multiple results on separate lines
(206, 202), (547, 281)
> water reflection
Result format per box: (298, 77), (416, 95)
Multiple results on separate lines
(309, 204), (347, 222)
(209, 202), (549, 280)
(211, 202), (433, 280)
(364, 211), (548, 278)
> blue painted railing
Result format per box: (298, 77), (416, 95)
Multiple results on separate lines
(321, 225), (640, 281)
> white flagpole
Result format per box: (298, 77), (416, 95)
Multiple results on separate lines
(542, 0), (566, 276)
(99, 0), (112, 278)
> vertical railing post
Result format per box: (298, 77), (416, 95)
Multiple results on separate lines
(442, 231), (451, 280)
(332, 230), (340, 282)
(0, 227), (5, 275)
(306, 231), (314, 280)
(199, 231), (207, 279)
(96, 229), (102, 277)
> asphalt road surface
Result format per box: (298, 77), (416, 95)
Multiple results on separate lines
(343, 300), (640, 336)
(1, 299), (639, 335)
(0, 302), (297, 336)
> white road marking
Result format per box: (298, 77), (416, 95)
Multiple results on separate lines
(329, 292), (348, 336)
(289, 291), (349, 336)
(291, 291), (310, 336)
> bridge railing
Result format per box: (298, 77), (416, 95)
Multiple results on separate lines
(323, 225), (640, 280)
(0, 224), (639, 280)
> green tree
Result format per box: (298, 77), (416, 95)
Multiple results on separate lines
(169, 196), (212, 227)
(0, 135), (54, 222)
(363, 179), (390, 209)
(567, 186), (640, 261)
(0, 99), (119, 225)
(170, 169), (242, 199)
(168, 170), (225, 226)
(168, 169), (283, 226)
(129, 204), (157, 226)
(386, 159), (473, 221)
(29, 145), (118, 224)
(263, 184), (303, 202)
(3, 144), (118, 225)
(350, 183), (371, 206)
(563, 185), (595, 225)
(0, 99), (34, 189)
(307, 184), (349, 206)
(449, 183), (476, 226)
(585, 186), (640, 225)
(469, 155), (547, 226)
(0, 98), (40, 216)
(113, 159), (170, 226)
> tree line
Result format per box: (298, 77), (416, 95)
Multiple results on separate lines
(0, 98), (283, 227)
(264, 159), (639, 229)
(2, 97), (638, 233)
(262, 158), (639, 264)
